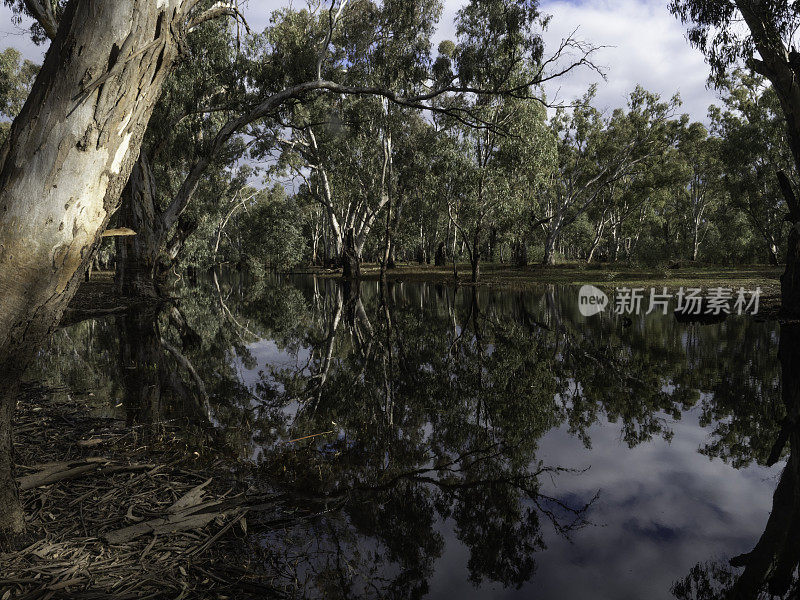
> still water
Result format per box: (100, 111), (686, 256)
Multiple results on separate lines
(33, 274), (797, 599)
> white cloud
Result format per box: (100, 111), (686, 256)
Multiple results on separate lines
(537, 0), (718, 122)
(434, 0), (718, 122)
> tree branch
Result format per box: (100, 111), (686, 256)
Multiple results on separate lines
(23, 0), (57, 41)
(187, 1), (251, 34)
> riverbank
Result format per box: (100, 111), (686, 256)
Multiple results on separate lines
(0, 386), (294, 598)
(291, 263), (784, 316)
(71, 264), (787, 321)
(294, 262), (783, 292)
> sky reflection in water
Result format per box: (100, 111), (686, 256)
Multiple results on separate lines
(39, 274), (789, 599)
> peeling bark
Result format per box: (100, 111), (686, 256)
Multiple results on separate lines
(0, 0), (191, 538)
(542, 231), (557, 266)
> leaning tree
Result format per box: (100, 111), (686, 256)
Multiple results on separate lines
(0, 0), (242, 542)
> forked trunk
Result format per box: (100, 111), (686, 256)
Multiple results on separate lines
(0, 0), (186, 539)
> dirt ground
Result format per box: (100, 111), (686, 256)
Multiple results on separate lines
(0, 386), (295, 599)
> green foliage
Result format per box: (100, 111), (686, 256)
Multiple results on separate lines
(0, 47), (37, 144)
(668, 0), (797, 83)
(710, 70), (790, 264)
(242, 186), (307, 271)
(3, 0), (792, 278)
(2, 0), (64, 45)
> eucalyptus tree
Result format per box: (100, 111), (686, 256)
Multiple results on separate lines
(380, 111), (441, 270)
(114, 18), (251, 296)
(238, 185), (308, 271)
(447, 91), (554, 281)
(178, 182), (307, 272)
(264, 0), (444, 278)
(581, 167), (664, 264)
(584, 177), (639, 263)
(673, 121), (723, 261)
(0, 0), (247, 542)
(711, 70), (791, 265)
(271, 95), (397, 279)
(496, 97), (557, 265)
(670, 0), (800, 312)
(445, 103), (510, 282)
(538, 86), (679, 265)
(415, 124), (474, 268)
(0, 47), (37, 145)
(261, 0), (597, 281)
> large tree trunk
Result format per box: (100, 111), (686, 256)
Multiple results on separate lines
(115, 154), (163, 297)
(542, 231), (557, 266)
(0, 0), (186, 540)
(513, 239), (528, 267)
(341, 230), (361, 280)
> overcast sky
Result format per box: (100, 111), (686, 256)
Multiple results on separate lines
(0, 0), (720, 122)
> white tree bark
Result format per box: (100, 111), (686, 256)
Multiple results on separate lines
(0, 0), (191, 538)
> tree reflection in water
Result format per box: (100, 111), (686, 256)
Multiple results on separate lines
(673, 322), (800, 600)
(32, 274), (791, 599)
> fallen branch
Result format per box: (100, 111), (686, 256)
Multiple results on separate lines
(18, 459), (153, 491)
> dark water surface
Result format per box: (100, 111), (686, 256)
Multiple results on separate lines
(33, 274), (796, 599)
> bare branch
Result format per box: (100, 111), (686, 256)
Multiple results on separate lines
(187, 1), (251, 34)
(316, 0), (350, 81)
